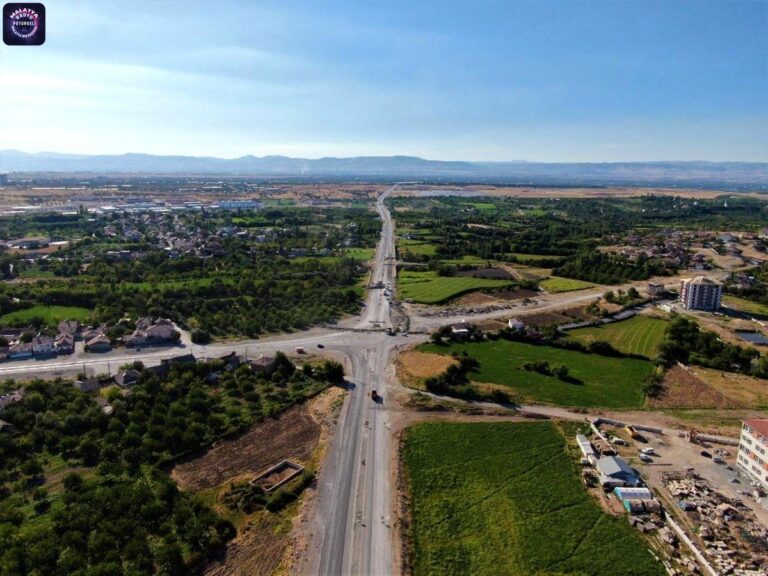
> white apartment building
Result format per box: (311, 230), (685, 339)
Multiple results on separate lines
(679, 276), (723, 310)
(737, 419), (768, 490)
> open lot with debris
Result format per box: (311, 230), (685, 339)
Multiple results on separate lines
(663, 473), (768, 575)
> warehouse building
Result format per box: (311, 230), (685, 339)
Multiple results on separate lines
(595, 456), (640, 488)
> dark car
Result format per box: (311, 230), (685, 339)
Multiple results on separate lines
(317, 343), (324, 348)
(700, 450), (712, 458)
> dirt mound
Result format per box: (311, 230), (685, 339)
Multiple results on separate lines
(171, 404), (320, 491)
(494, 288), (539, 301)
(451, 292), (500, 307)
(649, 366), (742, 409)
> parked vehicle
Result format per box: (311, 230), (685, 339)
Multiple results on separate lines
(700, 450), (712, 458)
(371, 389), (378, 400)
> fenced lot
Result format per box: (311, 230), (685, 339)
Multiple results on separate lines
(403, 422), (663, 576)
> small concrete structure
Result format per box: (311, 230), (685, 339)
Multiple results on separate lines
(250, 460), (304, 493)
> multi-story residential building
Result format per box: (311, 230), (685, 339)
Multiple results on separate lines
(737, 419), (768, 490)
(679, 276), (723, 310)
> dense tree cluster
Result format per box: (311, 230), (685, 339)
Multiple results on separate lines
(0, 355), (343, 575)
(658, 316), (767, 377)
(554, 252), (674, 285)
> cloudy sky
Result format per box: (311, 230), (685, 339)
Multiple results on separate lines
(1, 0), (766, 161)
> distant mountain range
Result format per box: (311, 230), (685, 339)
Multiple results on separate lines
(1, 150), (766, 190)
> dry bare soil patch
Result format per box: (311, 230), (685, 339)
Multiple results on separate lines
(172, 404), (320, 490)
(690, 366), (768, 409)
(397, 350), (457, 388)
(648, 366), (740, 409)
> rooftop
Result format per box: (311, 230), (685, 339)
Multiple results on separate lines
(744, 419), (768, 439)
(596, 456), (636, 478)
(684, 276), (722, 286)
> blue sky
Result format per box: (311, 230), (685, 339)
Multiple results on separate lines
(1, 0), (766, 161)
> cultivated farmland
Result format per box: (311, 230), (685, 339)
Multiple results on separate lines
(568, 315), (668, 358)
(403, 421), (663, 576)
(420, 339), (654, 407)
(397, 270), (514, 304)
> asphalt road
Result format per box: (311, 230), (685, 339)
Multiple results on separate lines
(313, 184), (398, 575)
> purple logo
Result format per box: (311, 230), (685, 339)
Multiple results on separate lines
(4, 3), (45, 45)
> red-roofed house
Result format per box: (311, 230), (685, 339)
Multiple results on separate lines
(737, 419), (768, 489)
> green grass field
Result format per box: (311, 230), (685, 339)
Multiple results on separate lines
(399, 242), (438, 256)
(398, 271), (514, 304)
(568, 315), (668, 358)
(440, 255), (496, 267)
(539, 276), (594, 293)
(344, 247), (376, 260)
(463, 201), (498, 212)
(722, 295), (768, 317)
(420, 339), (653, 407)
(504, 253), (559, 263)
(404, 421), (663, 576)
(0, 305), (92, 326)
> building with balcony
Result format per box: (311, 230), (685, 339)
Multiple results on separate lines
(679, 276), (723, 310)
(737, 419), (768, 490)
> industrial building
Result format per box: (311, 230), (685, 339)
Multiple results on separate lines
(613, 487), (660, 514)
(575, 434), (597, 464)
(737, 419), (768, 490)
(679, 276), (723, 310)
(595, 456), (640, 488)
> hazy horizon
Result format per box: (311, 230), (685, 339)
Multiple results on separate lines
(4, 148), (768, 164)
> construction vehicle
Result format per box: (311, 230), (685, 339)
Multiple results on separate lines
(625, 425), (643, 440)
